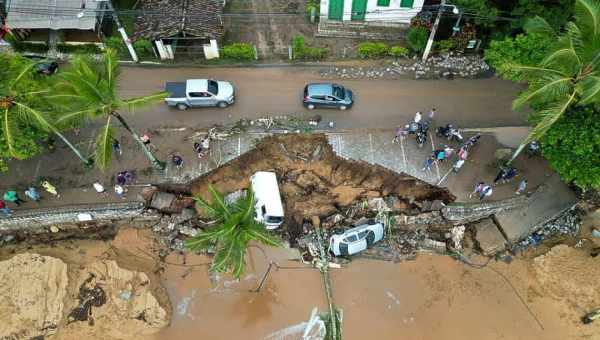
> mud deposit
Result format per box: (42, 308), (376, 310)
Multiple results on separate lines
(1, 228), (598, 340)
(190, 134), (454, 243)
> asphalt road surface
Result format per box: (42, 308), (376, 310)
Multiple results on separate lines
(118, 66), (527, 130)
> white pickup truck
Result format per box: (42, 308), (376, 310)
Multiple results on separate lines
(164, 79), (235, 110)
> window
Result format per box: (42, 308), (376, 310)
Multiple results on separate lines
(344, 234), (358, 243)
(311, 95), (326, 101)
(189, 92), (210, 98)
(332, 85), (345, 98)
(358, 231), (368, 239)
(325, 96), (338, 101)
(377, 0), (390, 6)
(207, 80), (219, 95)
(266, 216), (283, 223)
(400, 0), (414, 8)
(261, 205), (267, 215)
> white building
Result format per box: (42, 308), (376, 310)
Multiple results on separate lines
(320, 0), (425, 26)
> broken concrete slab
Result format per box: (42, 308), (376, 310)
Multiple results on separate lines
(473, 218), (507, 255)
(150, 192), (176, 211)
(495, 173), (577, 243)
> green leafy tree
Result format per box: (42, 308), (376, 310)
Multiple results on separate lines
(510, 0), (575, 31)
(0, 53), (91, 168)
(185, 186), (280, 279)
(506, 0), (600, 162)
(453, 0), (498, 27)
(542, 106), (600, 189)
(484, 33), (553, 81)
(53, 49), (167, 170)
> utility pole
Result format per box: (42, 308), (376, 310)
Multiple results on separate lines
(422, 0), (446, 62)
(106, 0), (138, 62)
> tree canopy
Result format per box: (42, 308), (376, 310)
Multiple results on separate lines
(185, 186), (280, 279)
(542, 106), (600, 189)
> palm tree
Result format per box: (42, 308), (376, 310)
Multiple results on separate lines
(53, 49), (167, 170)
(507, 0), (600, 162)
(0, 53), (91, 165)
(185, 186), (280, 279)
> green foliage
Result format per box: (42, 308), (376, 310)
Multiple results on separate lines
(5, 36), (49, 54)
(511, 0), (574, 31)
(221, 43), (256, 60)
(185, 186), (280, 278)
(484, 33), (552, 81)
(132, 39), (154, 59)
(388, 46), (409, 58)
(407, 27), (428, 53)
(357, 42), (389, 59)
(53, 50), (167, 170)
(306, 0), (320, 16)
(57, 44), (102, 54)
(104, 37), (127, 55)
(452, 0), (498, 27)
(292, 35), (329, 60)
(506, 0), (600, 162)
(542, 107), (600, 189)
(0, 53), (66, 171)
(435, 39), (456, 52)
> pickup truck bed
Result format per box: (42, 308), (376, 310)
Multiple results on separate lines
(165, 82), (186, 98)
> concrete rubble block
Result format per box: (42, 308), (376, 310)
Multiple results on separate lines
(150, 192), (176, 211)
(140, 186), (159, 202)
(173, 208), (197, 225)
(473, 218), (507, 255)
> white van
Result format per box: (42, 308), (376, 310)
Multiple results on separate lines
(250, 171), (284, 229)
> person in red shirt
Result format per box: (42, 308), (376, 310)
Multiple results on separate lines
(0, 199), (12, 217)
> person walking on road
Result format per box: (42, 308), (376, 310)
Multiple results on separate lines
(480, 185), (493, 200)
(458, 146), (468, 160)
(25, 187), (41, 202)
(469, 182), (485, 199)
(172, 154), (184, 169)
(428, 107), (437, 120)
(392, 126), (408, 143)
(4, 190), (24, 206)
(41, 181), (60, 198)
(112, 138), (122, 157)
(422, 157), (435, 172)
(0, 199), (12, 217)
(114, 184), (126, 199)
(414, 111), (422, 123)
(516, 179), (528, 195)
(141, 133), (157, 151)
(453, 159), (465, 173)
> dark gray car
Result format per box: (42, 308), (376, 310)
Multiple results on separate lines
(303, 83), (353, 110)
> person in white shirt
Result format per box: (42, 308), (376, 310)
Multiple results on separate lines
(414, 111), (422, 123)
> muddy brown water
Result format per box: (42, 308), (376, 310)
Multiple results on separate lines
(2, 227), (597, 340)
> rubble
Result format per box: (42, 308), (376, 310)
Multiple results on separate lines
(473, 218), (507, 255)
(319, 54), (490, 80)
(515, 207), (581, 251)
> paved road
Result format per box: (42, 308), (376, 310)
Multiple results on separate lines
(118, 66), (527, 130)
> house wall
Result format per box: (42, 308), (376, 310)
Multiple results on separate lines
(320, 0), (424, 23)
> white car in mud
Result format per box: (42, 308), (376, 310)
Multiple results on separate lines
(329, 221), (384, 256)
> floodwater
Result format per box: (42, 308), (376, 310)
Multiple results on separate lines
(2, 227), (594, 340)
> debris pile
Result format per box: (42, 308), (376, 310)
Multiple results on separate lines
(318, 54), (490, 80)
(189, 134), (454, 245)
(516, 207), (581, 250)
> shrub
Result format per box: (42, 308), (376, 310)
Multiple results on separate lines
(357, 42), (389, 59)
(57, 44), (102, 54)
(292, 35), (329, 60)
(301, 46), (329, 60)
(5, 35), (49, 54)
(435, 39), (456, 52)
(133, 39), (154, 58)
(104, 36), (126, 54)
(389, 46), (409, 58)
(407, 27), (428, 53)
(221, 43), (255, 60)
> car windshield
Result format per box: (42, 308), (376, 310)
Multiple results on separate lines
(332, 85), (345, 99)
(344, 234), (358, 242)
(208, 80), (219, 95)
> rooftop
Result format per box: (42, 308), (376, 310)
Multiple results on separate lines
(133, 0), (224, 40)
(5, 0), (102, 30)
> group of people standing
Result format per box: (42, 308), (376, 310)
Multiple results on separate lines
(1, 181), (59, 216)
